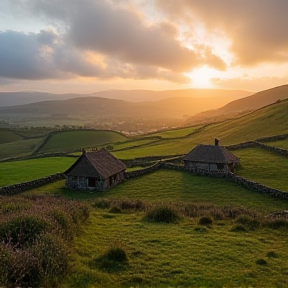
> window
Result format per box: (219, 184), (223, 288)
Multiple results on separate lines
(88, 177), (96, 187)
(217, 163), (225, 170)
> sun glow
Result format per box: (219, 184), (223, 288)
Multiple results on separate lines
(186, 66), (219, 88)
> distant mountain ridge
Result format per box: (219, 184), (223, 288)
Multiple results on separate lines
(0, 89), (252, 107)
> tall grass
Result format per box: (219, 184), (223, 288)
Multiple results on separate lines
(0, 195), (89, 287)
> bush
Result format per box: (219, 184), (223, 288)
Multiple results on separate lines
(268, 219), (288, 229)
(230, 224), (247, 232)
(256, 258), (267, 265)
(95, 244), (128, 272)
(198, 216), (213, 226)
(144, 206), (180, 223)
(92, 199), (110, 209)
(236, 216), (260, 230)
(109, 206), (122, 214)
(267, 251), (278, 258)
(0, 216), (49, 248)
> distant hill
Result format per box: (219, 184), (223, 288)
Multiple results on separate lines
(0, 89), (251, 107)
(0, 90), (253, 121)
(185, 84), (288, 125)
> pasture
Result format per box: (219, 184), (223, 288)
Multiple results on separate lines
(22, 169), (288, 288)
(0, 157), (75, 186)
(38, 130), (129, 154)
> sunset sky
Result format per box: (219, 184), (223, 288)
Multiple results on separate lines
(0, 0), (288, 94)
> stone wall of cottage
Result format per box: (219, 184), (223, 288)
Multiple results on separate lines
(0, 173), (65, 196)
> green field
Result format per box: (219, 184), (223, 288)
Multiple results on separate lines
(0, 128), (22, 144)
(38, 130), (129, 154)
(265, 138), (288, 150)
(0, 157), (75, 186)
(234, 147), (288, 191)
(145, 125), (201, 139)
(22, 170), (288, 288)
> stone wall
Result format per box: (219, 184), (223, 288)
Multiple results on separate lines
(256, 134), (288, 143)
(0, 173), (65, 196)
(125, 161), (162, 179)
(226, 141), (288, 157)
(162, 163), (288, 200)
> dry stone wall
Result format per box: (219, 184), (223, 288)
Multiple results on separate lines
(226, 141), (288, 157)
(0, 173), (65, 196)
(162, 163), (288, 200)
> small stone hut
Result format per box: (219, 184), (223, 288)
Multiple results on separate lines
(183, 139), (239, 173)
(64, 149), (126, 191)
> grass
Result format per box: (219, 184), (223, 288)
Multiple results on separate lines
(25, 170), (288, 213)
(265, 138), (288, 150)
(0, 157), (76, 187)
(0, 128), (22, 144)
(38, 130), (128, 154)
(145, 125), (202, 139)
(0, 137), (44, 161)
(63, 208), (288, 288)
(234, 147), (288, 191)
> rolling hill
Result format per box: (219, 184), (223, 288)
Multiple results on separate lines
(0, 89), (251, 107)
(186, 84), (288, 124)
(0, 93), (251, 120)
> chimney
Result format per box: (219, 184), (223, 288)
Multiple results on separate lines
(215, 138), (219, 146)
(82, 148), (86, 155)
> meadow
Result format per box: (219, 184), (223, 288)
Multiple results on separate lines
(0, 157), (76, 186)
(21, 169), (288, 288)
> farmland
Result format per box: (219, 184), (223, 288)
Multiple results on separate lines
(1, 98), (288, 287)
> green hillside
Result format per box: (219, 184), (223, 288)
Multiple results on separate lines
(0, 128), (22, 144)
(113, 99), (288, 159)
(0, 157), (76, 187)
(38, 130), (129, 154)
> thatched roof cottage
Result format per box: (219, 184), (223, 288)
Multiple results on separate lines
(64, 149), (126, 191)
(183, 139), (239, 173)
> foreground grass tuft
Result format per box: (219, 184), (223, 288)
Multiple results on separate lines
(144, 206), (180, 223)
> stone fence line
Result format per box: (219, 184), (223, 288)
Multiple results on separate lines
(0, 173), (65, 196)
(161, 163), (288, 200)
(226, 141), (288, 156)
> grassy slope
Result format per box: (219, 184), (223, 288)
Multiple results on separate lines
(113, 100), (288, 159)
(0, 157), (76, 186)
(0, 128), (22, 144)
(38, 130), (129, 154)
(265, 138), (288, 150)
(234, 148), (288, 191)
(24, 170), (288, 288)
(0, 137), (44, 161)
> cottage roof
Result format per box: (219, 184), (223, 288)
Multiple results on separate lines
(64, 149), (126, 179)
(183, 144), (239, 164)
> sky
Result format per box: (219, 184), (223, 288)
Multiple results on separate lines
(0, 0), (288, 94)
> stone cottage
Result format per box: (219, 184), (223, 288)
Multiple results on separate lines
(64, 149), (126, 191)
(183, 139), (239, 173)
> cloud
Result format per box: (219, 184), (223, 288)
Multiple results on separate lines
(156, 0), (288, 66)
(0, 0), (225, 83)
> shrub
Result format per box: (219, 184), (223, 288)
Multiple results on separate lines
(198, 216), (213, 226)
(267, 251), (278, 258)
(0, 216), (49, 248)
(92, 199), (110, 209)
(109, 206), (122, 214)
(256, 258), (267, 265)
(144, 206), (180, 223)
(268, 219), (288, 229)
(95, 244), (128, 272)
(236, 216), (260, 230)
(230, 224), (247, 232)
